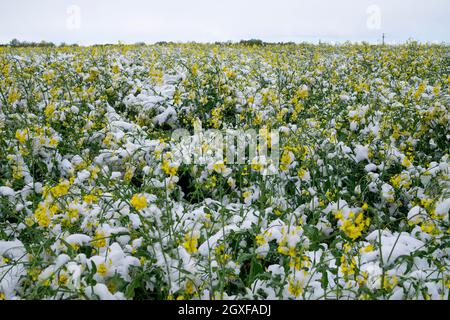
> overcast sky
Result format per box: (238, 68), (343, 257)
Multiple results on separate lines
(0, 0), (449, 45)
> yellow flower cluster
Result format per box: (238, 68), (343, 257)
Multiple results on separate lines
(183, 231), (200, 254)
(130, 194), (147, 210)
(335, 210), (371, 241)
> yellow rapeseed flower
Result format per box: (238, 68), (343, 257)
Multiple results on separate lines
(183, 231), (200, 254)
(130, 194), (147, 210)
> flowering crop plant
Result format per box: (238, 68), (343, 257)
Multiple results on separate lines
(0, 42), (449, 300)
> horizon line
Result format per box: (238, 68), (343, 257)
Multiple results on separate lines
(1, 38), (448, 47)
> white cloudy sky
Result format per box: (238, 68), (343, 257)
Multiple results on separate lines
(0, 0), (449, 44)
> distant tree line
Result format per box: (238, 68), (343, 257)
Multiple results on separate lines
(0, 39), (79, 47)
(154, 40), (297, 46)
(2, 38), (395, 48)
(239, 39), (266, 46)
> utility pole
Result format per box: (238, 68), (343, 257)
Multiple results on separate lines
(382, 33), (386, 45)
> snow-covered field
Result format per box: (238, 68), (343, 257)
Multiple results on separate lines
(0, 43), (449, 300)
